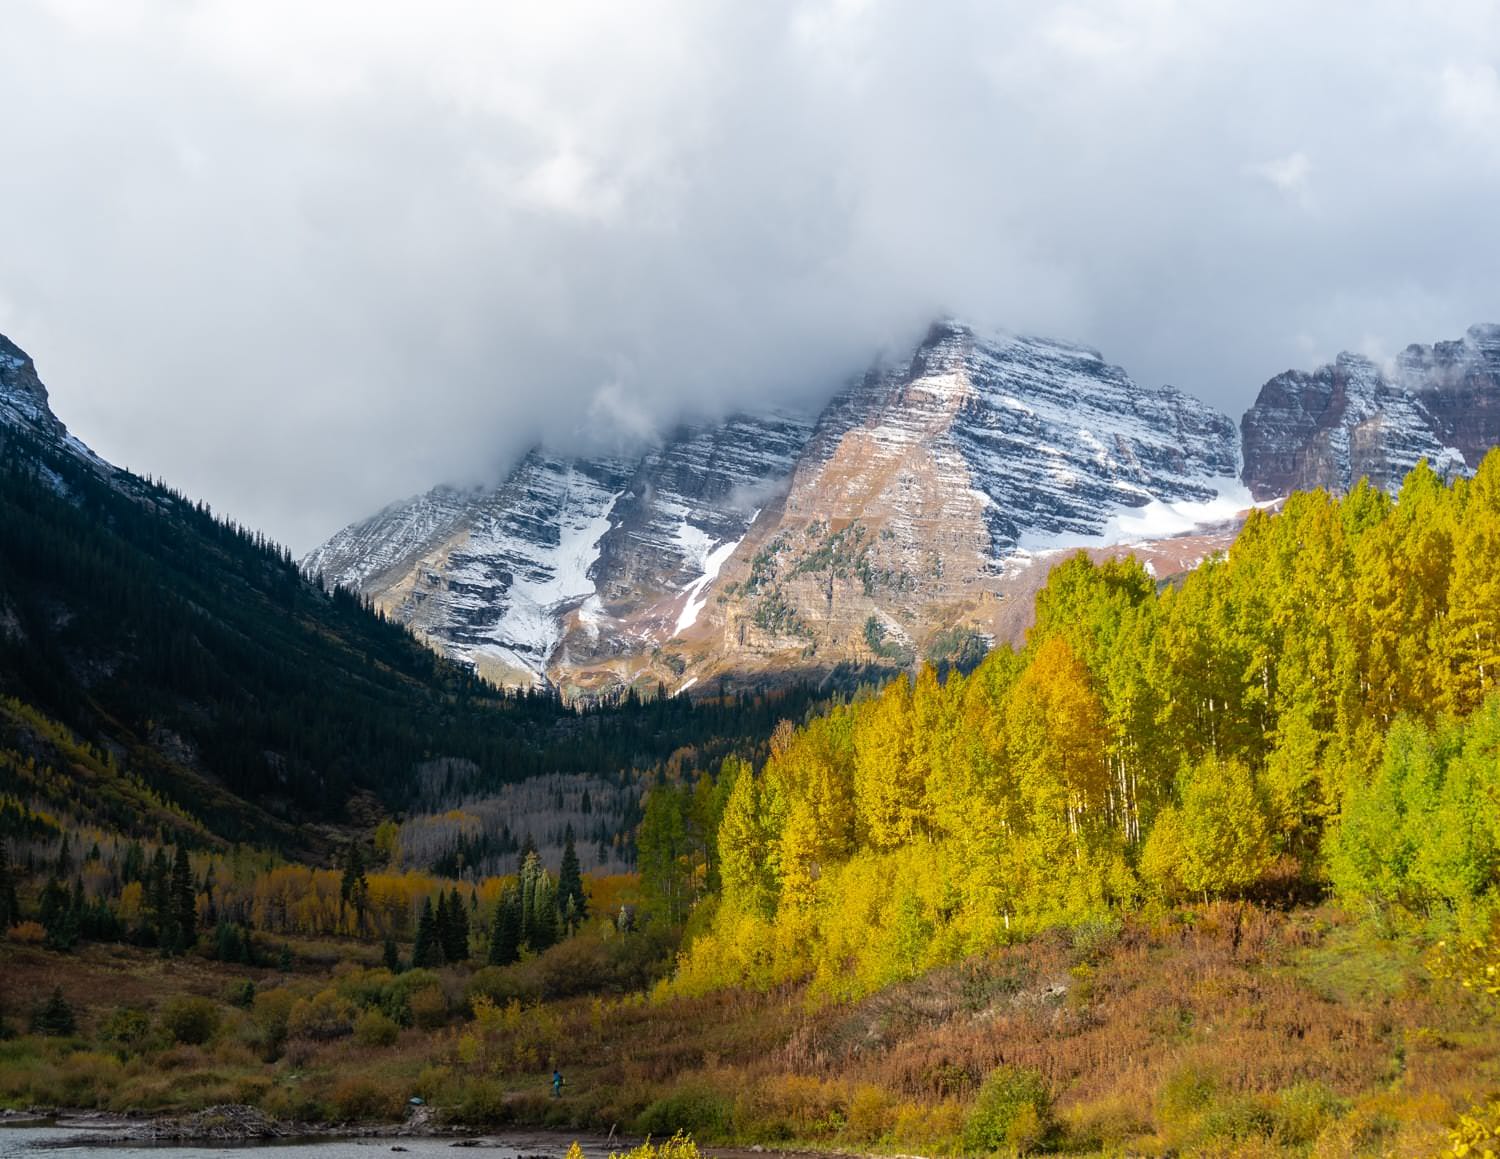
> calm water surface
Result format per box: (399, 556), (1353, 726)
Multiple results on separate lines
(0, 1127), (576, 1159)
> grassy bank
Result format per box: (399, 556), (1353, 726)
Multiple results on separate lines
(2, 902), (1496, 1155)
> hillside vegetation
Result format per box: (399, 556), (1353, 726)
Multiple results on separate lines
(672, 456), (1500, 998)
(4, 456), (1500, 1156)
(0, 428), (825, 853)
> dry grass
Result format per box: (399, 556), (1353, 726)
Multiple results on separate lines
(2, 904), (1495, 1156)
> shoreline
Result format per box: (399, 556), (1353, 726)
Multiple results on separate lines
(1, 1109), (840, 1159)
(2, 1107), (600, 1151)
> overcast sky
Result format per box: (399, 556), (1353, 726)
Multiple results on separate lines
(3, 1), (1498, 552)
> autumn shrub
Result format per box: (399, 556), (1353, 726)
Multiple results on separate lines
(891, 1097), (966, 1151)
(408, 982), (449, 1030)
(845, 1083), (898, 1142)
(1059, 1095), (1154, 1153)
(1156, 1063), (1219, 1133)
(635, 1083), (735, 1140)
(610, 1131), (702, 1159)
(330, 1076), (404, 1121)
(287, 988), (355, 1040)
(242, 986), (296, 1060)
(1439, 1097), (1500, 1158)
(1197, 1094), (1280, 1145)
(158, 995), (221, 1046)
(736, 1073), (846, 1140)
(261, 1079), (331, 1123)
(962, 1065), (1054, 1154)
(447, 1076), (512, 1125)
(467, 965), (527, 1007)
(98, 1006), (155, 1056)
(359, 967), (442, 1026)
(353, 1008), (400, 1047)
(1273, 1081), (1347, 1146)
(414, 1063), (452, 1101)
(46, 1049), (124, 1108)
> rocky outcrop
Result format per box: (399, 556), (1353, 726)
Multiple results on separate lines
(1240, 324), (1500, 500)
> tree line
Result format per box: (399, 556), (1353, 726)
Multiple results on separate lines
(665, 454), (1500, 998)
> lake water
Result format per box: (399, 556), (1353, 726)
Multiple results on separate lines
(0, 1127), (581, 1159)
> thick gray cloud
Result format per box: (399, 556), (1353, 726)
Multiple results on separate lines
(2, 0), (1497, 552)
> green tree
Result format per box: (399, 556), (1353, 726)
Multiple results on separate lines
(488, 886), (522, 966)
(170, 845), (197, 954)
(1156, 757), (1273, 901)
(0, 841), (17, 928)
(412, 897), (444, 967)
(557, 828), (587, 927)
(638, 784), (690, 924)
(31, 988), (75, 1036)
(340, 841), (369, 933)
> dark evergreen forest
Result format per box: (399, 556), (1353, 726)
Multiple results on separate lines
(0, 431), (822, 853)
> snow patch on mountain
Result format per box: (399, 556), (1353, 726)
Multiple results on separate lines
(1014, 476), (1257, 553)
(675, 530), (747, 636)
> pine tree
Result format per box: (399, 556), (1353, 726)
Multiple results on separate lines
(440, 889), (469, 962)
(487, 887), (522, 966)
(516, 852), (558, 950)
(214, 918), (242, 962)
(38, 877), (72, 948)
(557, 828), (587, 928)
(340, 842), (368, 933)
(146, 847), (171, 947)
(171, 845), (196, 954)
(412, 897), (444, 967)
(30, 988), (75, 1036)
(383, 936), (402, 973)
(0, 842), (19, 928)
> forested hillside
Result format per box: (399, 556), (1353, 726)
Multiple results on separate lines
(4, 453), (1500, 1156)
(668, 453), (1500, 997)
(0, 428), (823, 854)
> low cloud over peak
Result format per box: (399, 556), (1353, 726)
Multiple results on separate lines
(3, 0), (1497, 551)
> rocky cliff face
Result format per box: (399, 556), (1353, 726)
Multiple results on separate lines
(1240, 324), (1500, 499)
(303, 413), (814, 690)
(308, 320), (1245, 694)
(0, 334), (103, 469)
(685, 321), (1241, 680)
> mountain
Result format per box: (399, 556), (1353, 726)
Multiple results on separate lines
(1241, 323), (1500, 499)
(0, 332), (799, 856)
(305, 413), (817, 691)
(310, 320), (1244, 695)
(681, 322), (1241, 682)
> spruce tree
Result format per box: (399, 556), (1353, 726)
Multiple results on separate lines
(38, 878), (75, 948)
(31, 988), (75, 1036)
(147, 847), (171, 946)
(557, 828), (587, 928)
(383, 935), (402, 973)
(412, 897), (444, 967)
(214, 918), (241, 962)
(487, 887), (522, 966)
(340, 842), (368, 933)
(442, 890), (470, 962)
(0, 841), (18, 928)
(171, 845), (196, 953)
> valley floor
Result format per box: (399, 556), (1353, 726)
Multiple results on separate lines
(2, 902), (1495, 1156)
